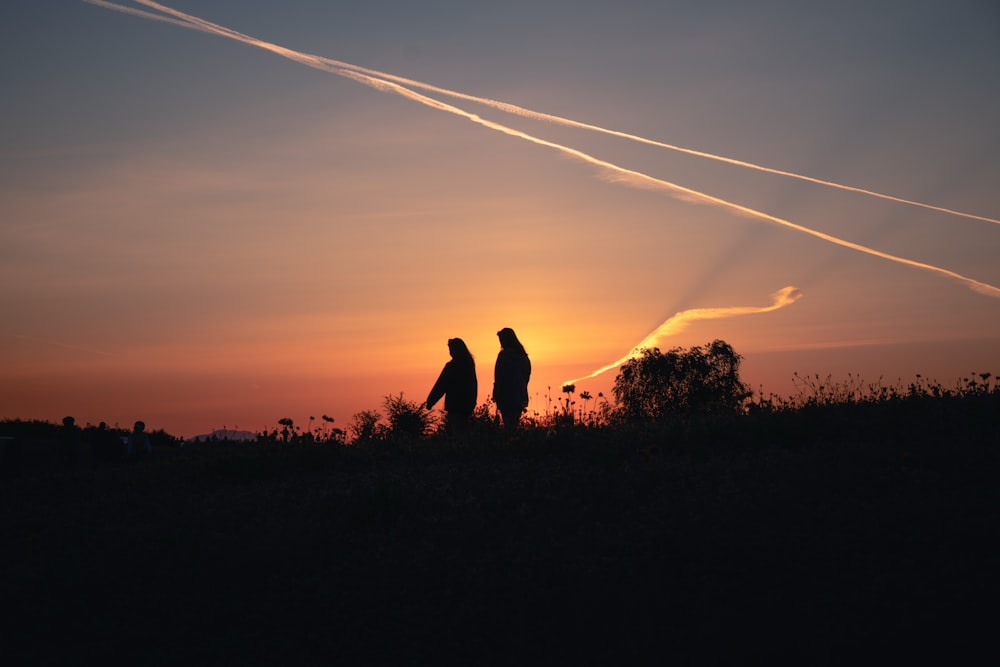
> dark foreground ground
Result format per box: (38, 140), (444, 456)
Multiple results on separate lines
(2, 414), (997, 665)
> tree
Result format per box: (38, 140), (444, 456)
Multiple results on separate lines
(612, 340), (750, 420)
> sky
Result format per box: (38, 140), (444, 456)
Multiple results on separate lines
(2, 0), (999, 437)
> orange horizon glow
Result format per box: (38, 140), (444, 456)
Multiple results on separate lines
(3, 3), (998, 437)
(5, 331), (999, 438)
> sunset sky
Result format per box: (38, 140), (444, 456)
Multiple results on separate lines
(2, 1), (998, 437)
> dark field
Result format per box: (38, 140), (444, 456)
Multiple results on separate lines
(2, 394), (997, 665)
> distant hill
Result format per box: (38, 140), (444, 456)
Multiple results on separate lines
(187, 429), (257, 443)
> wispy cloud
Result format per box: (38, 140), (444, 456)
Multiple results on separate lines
(85, 1), (1000, 301)
(82, 0), (213, 32)
(97, 1), (1000, 229)
(563, 286), (804, 385)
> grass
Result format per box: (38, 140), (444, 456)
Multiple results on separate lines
(1, 374), (997, 664)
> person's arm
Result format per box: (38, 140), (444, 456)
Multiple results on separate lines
(426, 364), (450, 409)
(521, 356), (532, 406)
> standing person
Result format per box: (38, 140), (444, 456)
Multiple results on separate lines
(426, 338), (478, 429)
(55, 416), (81, 467)
(493, 327), (531, 430)
(126, 421), (151, 461)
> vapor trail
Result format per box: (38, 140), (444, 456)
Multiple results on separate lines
(91, 1), (1000, 228)
(87, 1), (1000, 299)
(82, 0), (217, 32)
(311, 63), (1000, 228)
(563, 286), (803, 385)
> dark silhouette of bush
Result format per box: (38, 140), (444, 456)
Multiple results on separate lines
(383, 392), (436, 441)
(347, 410), (386, 444)
(612, 340), (750, 421)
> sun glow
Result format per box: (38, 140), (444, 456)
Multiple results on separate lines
(4, 2), (996, 438)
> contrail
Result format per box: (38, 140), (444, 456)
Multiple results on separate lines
(86, 1), (1000, 300)
(82, 0), (217, 32)
(562, 286), (803, 385)
(90, 1), (1000, 228)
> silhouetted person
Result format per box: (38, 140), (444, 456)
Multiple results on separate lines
(126, 420), (151, 461)
(90, 421), (122, 464)
(493, 327), (531, 430)
(55, 415), (81, 467)
(426, 338), (478, 430)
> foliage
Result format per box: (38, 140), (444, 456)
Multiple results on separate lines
(348, 410), (387, 444)
(341, 394), (438, 445)
(148, 428), (182, 448)
(612, 340), (751, 421)
(382, 392), (436, 441)
(4, 360), (995, 473)
(258, 415), (345, 445)
(3, 373), (998, 665)
(747, 370), (998, 412)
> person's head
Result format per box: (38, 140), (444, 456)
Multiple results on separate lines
(447, 337), (473, 361)
(497, 327), (526, 354)
(133, 421), (145, 433)
(62, 416), (75, 427)
(98, 421), (107, 430)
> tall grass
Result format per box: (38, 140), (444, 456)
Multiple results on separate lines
(2, 371), (997, 664)
(2, 370), (996, 468)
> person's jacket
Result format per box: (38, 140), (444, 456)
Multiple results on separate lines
(427, 358), (477, 416)
(493, 350), (530, 411)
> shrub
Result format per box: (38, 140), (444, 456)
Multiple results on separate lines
(348, 410), (387, 444)
(383, 392), (436, 441)
(612, 340), (750, 421)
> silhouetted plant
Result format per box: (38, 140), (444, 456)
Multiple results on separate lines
(555, 384), (576, 426)
(383, 392), (435, 441)
(613, 340), (750, 421)
(148, 428), (181, 448)
(277, 417), (295, 443)
(348, 410), (386, 444)
(594, 392), (613, 425)
(318, 414), (345, 444)
(470, 403), (500, 430)
(789, 372), (870, 407)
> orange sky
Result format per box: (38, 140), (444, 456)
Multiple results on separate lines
(2, 1), (998, 437)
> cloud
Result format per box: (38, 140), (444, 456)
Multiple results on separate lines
(100, 1), (1000, 228)
(85, 1), (1000, 301)
(563, 286), (804, 385)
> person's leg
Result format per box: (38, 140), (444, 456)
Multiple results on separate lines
(500, 408), (520, 431)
